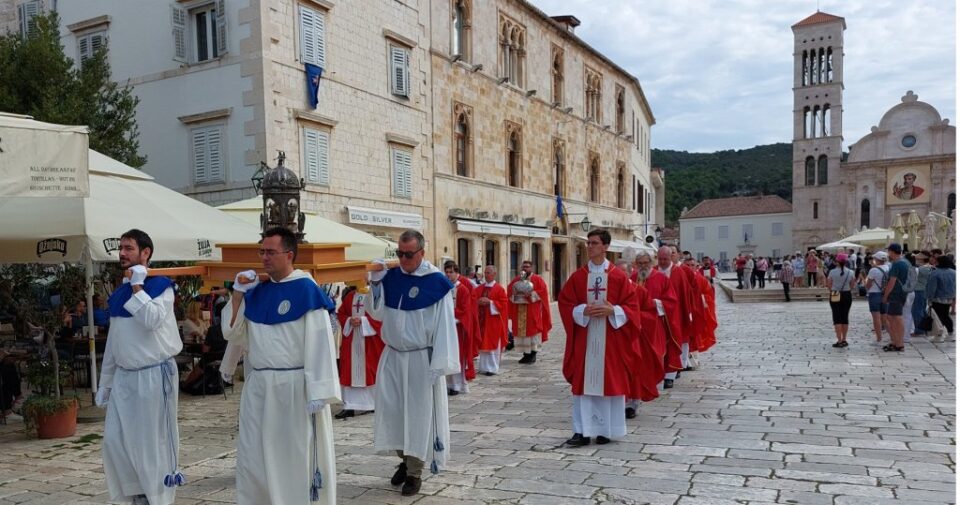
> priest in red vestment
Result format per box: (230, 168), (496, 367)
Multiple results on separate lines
(507, 260), (552, 364)
(473, 265), (509, 376)
(689, 259), (718, 353)
(625, 249), (670, 418)
(443, 261), (477, 394)
(335, 286), (385, 419)
(559, 229), (641, 446)
(657, 246), (694, 388)
(679, 254), (706, 368)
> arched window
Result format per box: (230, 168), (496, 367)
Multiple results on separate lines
(801, 50), (808, 87)
(615, 86), (625, 133)
(817, 155), (828, 185)
(822, 104), (831, 137)
(803, 106), (811, 139)
(507, 130), (520, 187)
(452, 0), (470, 60)
(860, 199), (870, 229)
(812, 105), (821, 138)
(813, 201), (819, 220)
(551, 46), (563, 105)
(810, 48), (818, 85)
(826, 47), (833, 82)
(455, 112), (469, 177)
(553, 141), (565, 197)
(805, 156), (816, 186)
(589, 158), (600, 203)
(818, 47), (825, 84)
(616, 163), (625, 208)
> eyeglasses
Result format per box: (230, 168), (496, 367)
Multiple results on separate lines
(257, 249), (290, 258)
(395, 248), (423, 259)
(586, 241), (604, 246)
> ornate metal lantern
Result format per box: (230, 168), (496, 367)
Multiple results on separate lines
(256, 151), (306, 242)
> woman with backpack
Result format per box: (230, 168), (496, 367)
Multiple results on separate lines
(826, 253), (857, 347)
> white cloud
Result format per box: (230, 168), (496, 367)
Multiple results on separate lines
(530, 0), (956, 152)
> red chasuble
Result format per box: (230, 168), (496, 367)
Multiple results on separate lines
(473, 282), (509, 352)
(459, 275), (481, 359)
(666, 265), (696, 346)
(336, 290), (385, 387)
(506, 273), (552, 343)
(452, 278), (478, 380)
(695, 274), (718, 352)
(558, 263), (640, 396)
(679, 264), (705, 351)
(629, 282), (666, 402)
(644, 270), (683, 373)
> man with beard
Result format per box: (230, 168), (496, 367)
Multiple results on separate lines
(98, 229), (183, 505)
(625, 250), (668, 419)
(473, 265), (509, 375)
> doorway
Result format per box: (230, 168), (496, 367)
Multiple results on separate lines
(552, 243), (565, 298)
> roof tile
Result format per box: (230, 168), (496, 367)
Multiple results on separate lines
(680, 195), (792, 219)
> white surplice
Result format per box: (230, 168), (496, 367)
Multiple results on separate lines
(367, 260), (459, 470)
(100, 285), (182, 505)
(220, 270), (340, 505)
(569, 259), (628, 439)
(477, 281), (502, 374)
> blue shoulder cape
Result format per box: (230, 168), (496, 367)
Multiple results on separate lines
(243, 276), (335, 325)
(108, 277), (174, 318)
(382, 268), (453, 311)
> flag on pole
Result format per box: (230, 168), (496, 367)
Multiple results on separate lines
(556, 194), (564, 219)
(305, 63), (324, 109)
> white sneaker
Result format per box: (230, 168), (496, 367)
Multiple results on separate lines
(933, 334), (944, 343)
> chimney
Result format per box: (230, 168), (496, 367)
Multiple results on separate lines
(550, 15), (581, 34)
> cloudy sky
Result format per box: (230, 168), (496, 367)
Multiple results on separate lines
(531, 0), (956, 153)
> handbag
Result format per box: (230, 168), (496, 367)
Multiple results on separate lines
(830, 290), (841, 303)
(917, 308), (934, 332)
(857, 283), (867, 297)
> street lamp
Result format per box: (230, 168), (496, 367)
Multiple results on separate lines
(579, 216), (592, 232)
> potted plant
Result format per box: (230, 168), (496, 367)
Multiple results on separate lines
(21, 323), (78, 439)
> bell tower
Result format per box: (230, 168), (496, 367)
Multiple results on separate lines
(791, 12), (846, 250)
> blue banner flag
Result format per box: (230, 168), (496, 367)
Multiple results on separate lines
(556, 194), (564, 219)
(305, 63), (324, 109)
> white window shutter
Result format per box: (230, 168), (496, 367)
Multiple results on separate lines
(390, 46), (408, 97)
(392, 148), (412, 198)
(207, 127), (223, 182)
(317, 130), (329, 184)
(172, 5), (187, 62)
(303, 128), (320, 183)
(300, 6), (325, 67)
(78, 35), (90, 63)
(402, 150), (412, 197)
(216, 0), (228, 55)
(20, 0), (39, 37)
(192, 128), (208, 184)
(315, 9), (326, 67)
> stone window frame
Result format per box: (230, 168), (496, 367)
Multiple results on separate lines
(498, 12), (526, 88)
(614, 84), (625, 134)
(553, 138), (566, 197)
(588, 152), (601, 203)
(453, 102), (474, 178)
(451, 0), (472, 62)
(551, 44), (564, 106)
(505, 120), (523, 188)
(584, 66), (602, 123)
(616, 161), (626, 209)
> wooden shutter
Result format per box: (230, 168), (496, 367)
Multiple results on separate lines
(303, 128), (330, 185)
(192, 128), (208, 184)
(390, 46), (409, 97)
(392, 148), (412, 198)
(316, 130), (329, 184)
(79, 33), (105, 65)
(19, 0), (39, 37)
(216, 0), (228, 55)
(172, 5), (187, 62)
(299, 6), (326, 67)
(192, 125), (224, 184)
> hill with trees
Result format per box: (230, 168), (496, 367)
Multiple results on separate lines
(654, 143), (793, 224)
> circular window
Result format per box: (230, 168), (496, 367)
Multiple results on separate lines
(901, 135), (917, 148)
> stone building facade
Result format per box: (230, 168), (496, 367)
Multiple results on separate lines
(429, 1), (656, 294)
(5, 0), (659, 294)
(790, 11), (955, 249)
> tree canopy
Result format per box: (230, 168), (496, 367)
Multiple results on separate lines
(655, 143), (793, 224)
(0, 12), (145, 167)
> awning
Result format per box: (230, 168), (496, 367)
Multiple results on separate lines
(576, 236), (655, 254)
(347, 205), (423, 230)
(452, 219), (551, 238)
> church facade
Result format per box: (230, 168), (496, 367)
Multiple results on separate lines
(790, 12), (956, 250)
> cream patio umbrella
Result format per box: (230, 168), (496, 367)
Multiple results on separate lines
(0, 149), (261, 395)
(839, 227), (895, 248)
(906, 210), (922, 251)
(218, 197), (395, 261)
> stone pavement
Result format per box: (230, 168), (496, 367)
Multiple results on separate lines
(0, 292), (955, 504)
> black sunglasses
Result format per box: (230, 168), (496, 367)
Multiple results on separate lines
(396, 248), (423, 259)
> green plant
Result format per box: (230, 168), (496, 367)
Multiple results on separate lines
(21, 395), (75, 437)
(20, 331), (76, 436)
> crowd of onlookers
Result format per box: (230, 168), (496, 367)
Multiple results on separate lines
(728, 246), (955, 351)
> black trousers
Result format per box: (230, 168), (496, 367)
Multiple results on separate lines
(931, 302), (954, 333)
(781, 282), (791, 301)
(756, 270), (766, 288)
(0, 361), (21, 411)
(807, 272), (817, 286)
(736, 270), (744, 288)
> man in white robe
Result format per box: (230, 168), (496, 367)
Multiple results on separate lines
(220, 227), (340, 505)
(367, 229), (459, 497)
(97, 229), (183, 505)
